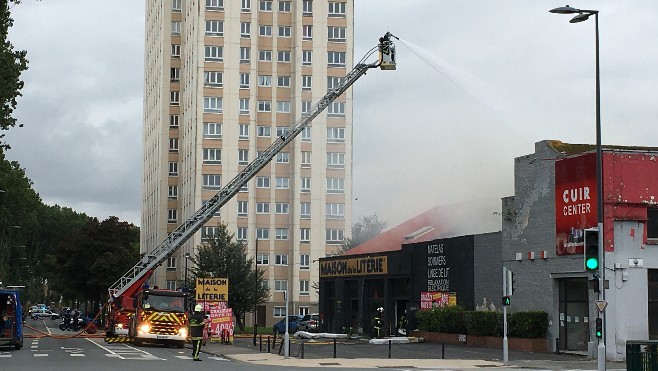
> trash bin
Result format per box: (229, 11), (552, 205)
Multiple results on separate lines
(627, 340), (658, 371)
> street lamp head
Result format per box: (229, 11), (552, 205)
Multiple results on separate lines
(550, 5), (581, 14)
(185, 252), (191, 259)
(570, 13), (591, 23)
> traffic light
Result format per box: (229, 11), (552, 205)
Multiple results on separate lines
(595, 317), (603, 338)
(584, 228), (600, 272)
(502, 296), (511, 306)
(506, 269), (516, 295)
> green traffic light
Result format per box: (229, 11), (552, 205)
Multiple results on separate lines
(596, 330), (602, 338)
(586, 257), (599, 270)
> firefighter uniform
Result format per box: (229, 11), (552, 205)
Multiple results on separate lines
(372, 307), (383, 338)
(189, 304), (205, 361)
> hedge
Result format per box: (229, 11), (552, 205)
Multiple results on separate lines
(416, 307), (547, 339)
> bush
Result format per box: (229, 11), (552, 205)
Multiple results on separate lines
(508, 311), (548, 339)
(465, 311), (502, 337)
(416, 308), (547, 339)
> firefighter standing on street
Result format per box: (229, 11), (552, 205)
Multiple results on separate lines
(372, 307), (383, 338)
(189, 304), (205, 361)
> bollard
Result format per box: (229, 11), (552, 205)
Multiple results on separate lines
(301, 342), (305, 359)
(267, 336), (271, 353)
(259, 334), (262, 352)
(388, 339), (392, 359)
(441, 341), (445, 359)
(555, 338), (560, 354)
(333, 338), (337, 358)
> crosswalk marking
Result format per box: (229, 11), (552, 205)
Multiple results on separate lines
(34, 354), (48, 357)
(208, 356), (228, 361)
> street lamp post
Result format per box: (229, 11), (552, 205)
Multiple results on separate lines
(550, 6), (605, 371)
(184, 252), (191, 311)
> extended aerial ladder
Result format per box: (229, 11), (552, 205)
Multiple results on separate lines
(108, 32), (397, 303)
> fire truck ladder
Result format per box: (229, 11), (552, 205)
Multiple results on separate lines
(108, 32), (397, 302)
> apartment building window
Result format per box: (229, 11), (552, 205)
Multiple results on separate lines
(240, 183), (248, 193)
(168, 209), (177, 223)
(328, 51), (346, 67)
(303, 0), (313, 15)
(302, 50), (312, 66)
(277, 76), (290, 88)
(238, 149), (249, 165)
(257, 125), (271, 137)
(168, 162), (178, 176)
(278, 1), (290, 12)
(326, 203), (345, 219)
(276, 127), (288, 137)
(328, 26), (346, 42)
(238, 124), (249, 139)
(649, 209), (658, 239)
(239, 99), (250, 115)
(203, 148), (221, 164)
(168, 185), (178, 199)
(169, 138), (179, 152)
(327, 152), (345, 168)
(171, 44), (181, 58)
(203, 97), (222, 113)
(275, 254), (288, 265)
(170, 68), (180, 81)
(275, 228), (289, 241)
(166, 281), (177, 291)
(301, 151), (311, 168)
(206, 0), (223, 10)
(256, 202), (270, 214)
(169, 114), (179, 128)
(274, 306), (287, 317)
(326, 228), (344, 243)
(301, 177), (311, 193)
(278, 26), (291, 37)
(203, 122), (222, 138)
(259, 50), (272, 61)
(327, 127), (345, 142)
(256, 253), (269, 264)
(167, 256), (177, 271)
(274, 280), (288, 291)
(240, 22), (251, 38)
(203, 174), (221, 189)
(204, 71), (223, 87)
(259, 1), (272, 11)
(300, 254), (310, 268)
(327, 76), (344, 91)
(258, 75), (272, 87)
(302, 75), (312, 91)
(256, 176), (270, 188)
(240, 48), (250, 64)
(277, 51), (291, 63)
(328, 102), (345, 116)
(302, 25), (312, 40)
(171, 21), (181, 35)
(205, 46), (223, 61)
(257, 101), (271, 113)
(327, 178), (344, 193)
(329, 1), (346, 17)
(300, 280), (310, 295)
(239, 73), (250, 89)
(276, 152), (289, 164)
(170, 91), (180, 106)
(237, 227), (247, 241)
(300, 202), (311, 218)
(259, 24), (272, 36)
(205, 20), (224, 36)
(301, 101), (312, 116)
(238, 201), (248, 216)
(300, 229), (311, 243)
(241, 0), (251, 12)
(277, 101), (291, 113)
(202, 226), (219, 240)
(275, 202), (289, 214)
(275, 177), (289, 189)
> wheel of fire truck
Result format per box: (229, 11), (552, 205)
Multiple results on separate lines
(175, 340), (184, 348)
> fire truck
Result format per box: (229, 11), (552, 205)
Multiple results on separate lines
(105, 32), (397, 344)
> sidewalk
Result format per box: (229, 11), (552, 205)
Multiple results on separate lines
(194, 335), (627, 370)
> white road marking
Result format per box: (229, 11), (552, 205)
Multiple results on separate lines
(70, 353), (85, 357)
(86, 338), (164, 360)
(175, 355), (191, 359)
(0, 354), (11, 358)
(34, 354), (48, 357)
(208, 356), (228, 361)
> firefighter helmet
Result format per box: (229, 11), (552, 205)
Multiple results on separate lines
(194, 304), (203, 312)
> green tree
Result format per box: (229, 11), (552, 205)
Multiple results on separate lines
(51, 216), (140, 304)
(191, 222), (269, 330)
(0, 0), (29, 151)
(341, 214), (388, 252)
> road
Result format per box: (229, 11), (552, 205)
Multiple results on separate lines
(4, 318), (369, 371)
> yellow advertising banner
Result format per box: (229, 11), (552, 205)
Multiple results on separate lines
(319, 256), (388, 277)
(195, 277), (229, 302)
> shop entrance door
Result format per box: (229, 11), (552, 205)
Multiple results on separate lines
(558, 278), (589, 351)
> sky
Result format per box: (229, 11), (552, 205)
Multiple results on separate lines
(6, 0), (658, 231)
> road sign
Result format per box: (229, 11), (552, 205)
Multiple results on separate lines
(595, 300), (607, 312)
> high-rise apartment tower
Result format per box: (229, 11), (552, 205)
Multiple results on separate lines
(142, 0), (354, 326)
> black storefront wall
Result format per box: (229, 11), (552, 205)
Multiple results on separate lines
(319, 235), (478, 335)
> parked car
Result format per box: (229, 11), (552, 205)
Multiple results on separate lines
(298, 313), (321, 332)
(272, 315), (304, 335)
(31, 308), (60, 320)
